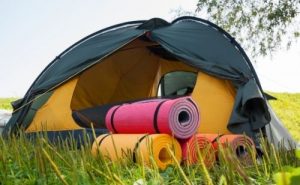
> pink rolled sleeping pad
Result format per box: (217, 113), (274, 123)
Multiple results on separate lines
(105, 96), (200, 139)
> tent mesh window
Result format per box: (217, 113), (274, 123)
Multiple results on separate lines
(158, 71), (197, 97)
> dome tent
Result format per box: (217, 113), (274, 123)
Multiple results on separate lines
(4, 16), (295, 148)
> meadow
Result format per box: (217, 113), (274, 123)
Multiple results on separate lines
(267, 92), (300, 141)
(0, 93), (299, 184)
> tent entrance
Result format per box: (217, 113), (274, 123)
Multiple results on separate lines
(70, 37), (197, 111)
(26, 36), (236, 135)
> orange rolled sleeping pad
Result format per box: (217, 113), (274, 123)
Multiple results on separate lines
(179, 134), (216, 168)
(91, 134), (182, 170)
(200, 134), (255, 165)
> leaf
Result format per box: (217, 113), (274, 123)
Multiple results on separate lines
(273, 172), (291, 185)
(290, 176), (300, 185)
(193, 0), (300, 58)
(291, 168), (300, 176)
(290, 169), (300, 185)
(274, 168), (300, 185)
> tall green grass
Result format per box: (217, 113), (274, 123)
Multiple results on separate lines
(268, 92), (300, 141)
(0, 94), (299, 184)
(0, 132), (299, 184)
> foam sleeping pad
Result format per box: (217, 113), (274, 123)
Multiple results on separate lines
(201, 134), (255, 165)
(72, 97), (180, 129)
(179, 134), (216, 168)
(105, 96), (200, 139)
(91, 134), (182, 170)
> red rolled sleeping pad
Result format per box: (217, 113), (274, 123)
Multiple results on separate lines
(105, 96), (200, 139)
(200, 134), (256, 165)
(179, 134), (255, 166)
(179, 134), (216, 168)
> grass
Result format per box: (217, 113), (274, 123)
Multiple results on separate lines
(268, 92), (300, 141)
(0, 93), (300, 184)
(0, 97), (17, 110)
(0, 131), (299, 185)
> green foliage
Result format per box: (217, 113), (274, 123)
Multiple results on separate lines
(0, 133), (300, 184)
(195, 0), (300, 58)
(273, 150), (300, 185)
(268, 92), (300, 141)
(0, 132), (299, 184)
(0, 94), (300, 184)
(296, 150), (300, 159)
(268, 93), (300, 185)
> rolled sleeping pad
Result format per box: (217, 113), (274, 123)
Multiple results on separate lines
(179, 134), (216, 168)
(72, 97), (179, 129)
(105, 96), (199, 139)
(216, 134), (255, 165)
(72, 97), (179, 128)
(201, 134), (255, 165)
(91, 134), (182, 170)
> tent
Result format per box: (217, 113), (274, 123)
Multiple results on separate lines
(3, 16), (295, 148)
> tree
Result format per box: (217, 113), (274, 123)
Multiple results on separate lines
(176, 0), (300, 58)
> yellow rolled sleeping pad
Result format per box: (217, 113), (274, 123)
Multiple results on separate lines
(91, 134), (182, 170)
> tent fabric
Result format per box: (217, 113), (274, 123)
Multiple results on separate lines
(21, 92), (53, 129)
(32, 27), (145, 94)
(25, 128), (107, 149)
(4, 17), (278, 145)
(149, 20), (270, 141)
(192, 72), (235, 134)
(26, 78), (81, 132)
(70, 47), (196, 111)
(70, 47), (160, 110)
(265, 103), (299, 149)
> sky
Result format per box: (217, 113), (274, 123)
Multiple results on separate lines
(0, 0), (299, 97)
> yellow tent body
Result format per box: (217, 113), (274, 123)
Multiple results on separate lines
(25, 38), (236, 134)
